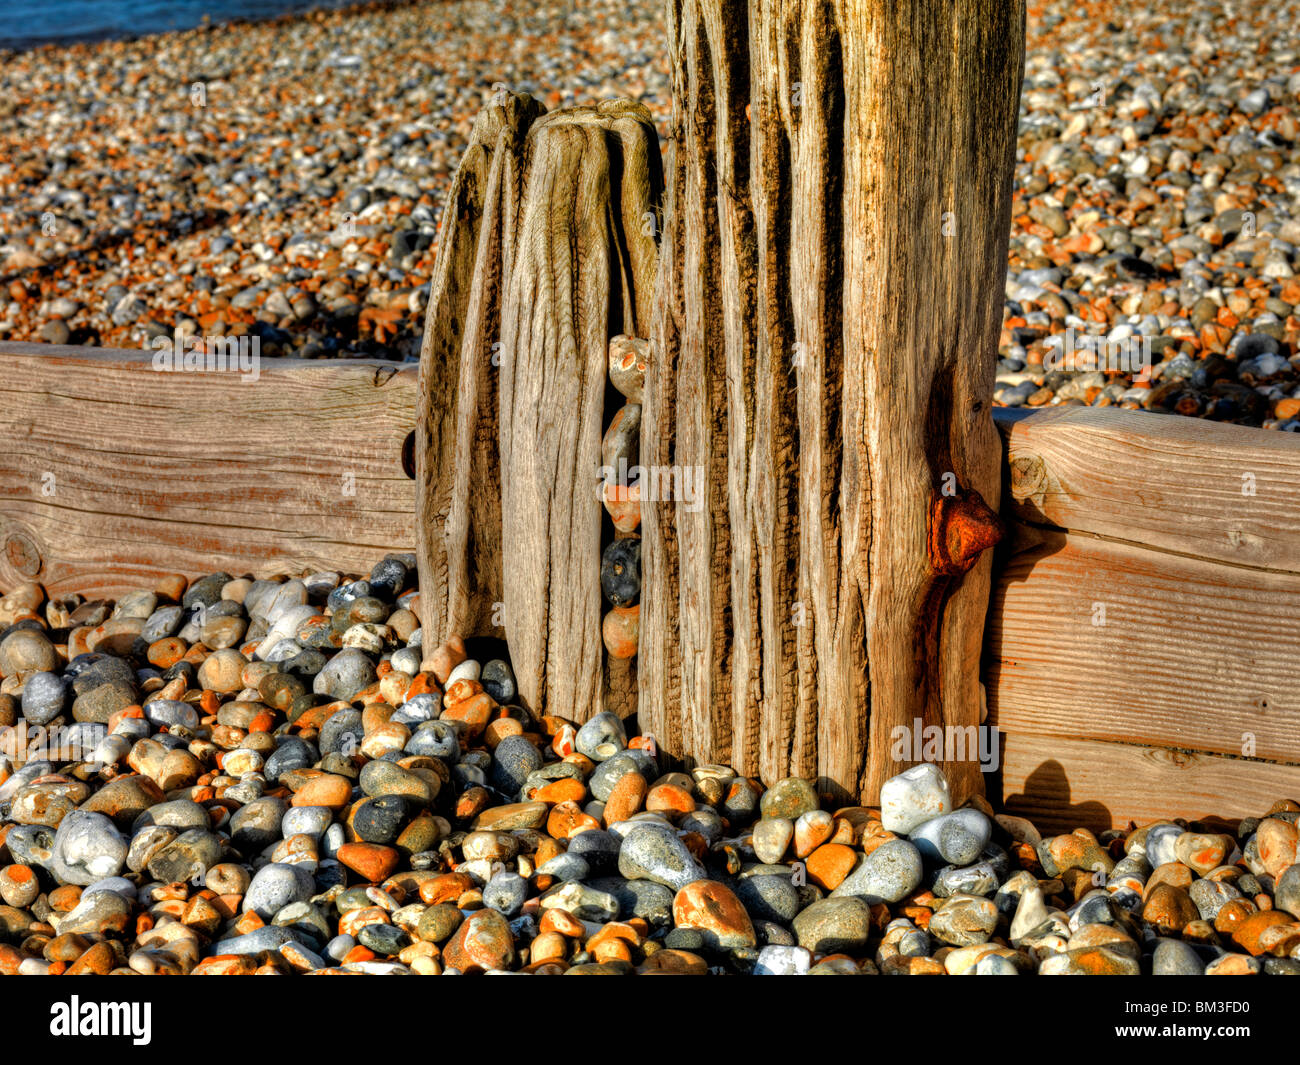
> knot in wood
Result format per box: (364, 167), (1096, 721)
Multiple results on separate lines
(928, 487), (1003, 577)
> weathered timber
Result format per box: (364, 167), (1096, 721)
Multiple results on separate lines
(498, 101), (662, 722)
(416, 93), (545, 648)
(986, 528), (1300, 763)
(0, 344), (416, 597)
(640, 0), (1027, 803)
(986, 405), (1300, 827)
(415, 94), (662, 722)
(1001, 732), (1300, 834)
(994, 405), (1300, 572)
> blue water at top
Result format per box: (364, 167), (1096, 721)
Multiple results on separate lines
(0, 0), (365, 52)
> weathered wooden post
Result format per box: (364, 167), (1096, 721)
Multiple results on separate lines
(415, 96), (663, 720)
(416, 0), (1025, 806)
(637, 0), (1024, 806)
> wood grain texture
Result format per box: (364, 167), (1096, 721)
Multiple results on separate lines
(497, 102), (662, 722)
(0, 343), (416, 598)
(641, 0), (1026, 803)
(994, 405), (1300, 573)
(1000, 731), (1300, 834)
(986, 529), (1300, 762)
(416, 93), (545, 648)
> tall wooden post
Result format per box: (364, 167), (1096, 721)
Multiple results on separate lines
(638, 0), (1025, 804)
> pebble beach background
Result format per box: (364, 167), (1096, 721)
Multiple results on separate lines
(2, 0), (1300, 428)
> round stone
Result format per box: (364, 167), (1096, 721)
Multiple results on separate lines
(752, 818), (794, 865)
(792, 897), (872, 954)
(590, 750), (655, 801)
(483, 872), (528, 916)
(928, 893), (999, 946)
(491, 734), (544, 796)
(416, 904), (463, 944)
(357, 921), (410, 956)
(566, 830), (622, 876)
(617, 823), (707, 891)
(759, 777), (819, 821)
(145, 828), (222, 882)
(480, 659), (516, 704)
(20, 672), (68, 725)
(734, 871), (801, 923)
(50, 811), (127, 886)
(443, 908), (515, 972)
(197, 649), (247, 693)
(672, 881), (756, 949)
(0, 629), (58, 677)
(575, 712), (627, 762)
(1153, 938), (1207, 975)
(358, 760), (437, 805)
(1276, 864), (1300, 920)
(880, 764), (952, 834)
(352, 796), (408, 844)
(831, 839), (923, 903)
(229, 797), (288, 851)
(600, 538), (642, 607)
(910, 808), (993, 866)
(244, 863), (316, 920)
(313, 649), (378, 701)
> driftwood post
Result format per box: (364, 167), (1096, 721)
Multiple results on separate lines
(416, 1), (1024, 805)
(415, 96), (662, 721)
(638, 0), (1025, 805)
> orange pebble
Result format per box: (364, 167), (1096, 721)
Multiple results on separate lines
(547, 801), (601, 839)
(539, 908), (585, 937)
(533, 778), (587, 805)
(646, 783), (695, 816)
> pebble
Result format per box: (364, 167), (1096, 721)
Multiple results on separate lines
(880, 763), (951, 834)
(752, 817), (794, 864)
(618, 824), (707, 891)
(19, 672), (67, 725)
(244, 863), (315, 919)
(831, 839), (923, 903)
(910, 808), (993, 866)
(793, 897), (872, 954)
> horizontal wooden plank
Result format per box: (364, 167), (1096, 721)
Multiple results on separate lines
(0, 343), (418, 598)
(999, 731), (1300, 834)
(993, 406), (1300, 573)
(986, 528), (1300, 763)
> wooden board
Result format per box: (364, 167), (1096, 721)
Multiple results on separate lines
(986, 529), (1300, 762)
(994, 406), (1300, 573)
(0, 343), (418, 598)
(1000, 731), (1300, 834)
(988, 406), (1300, 827)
